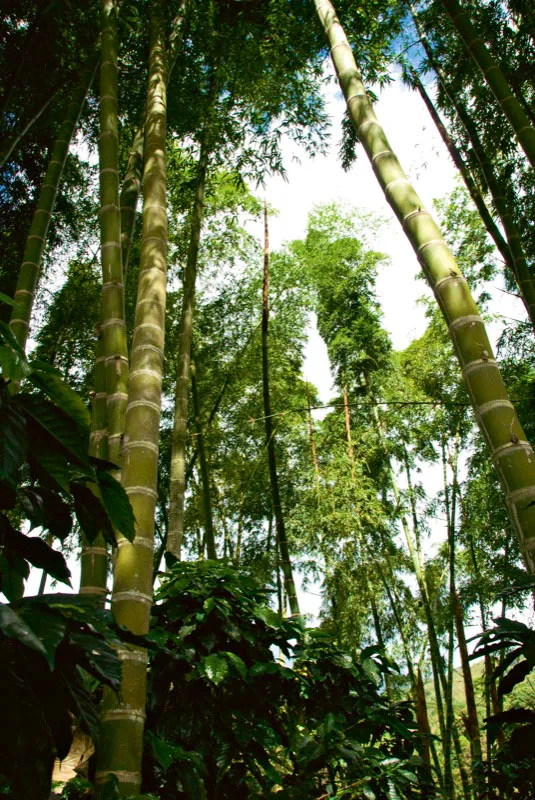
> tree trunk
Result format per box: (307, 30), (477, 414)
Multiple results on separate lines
(167, 127), (211, 558)
(314, 0), (535, 575)
(8, 62), (96, 350)
(411, 12), (535, 332)
(0, 85), (60, 171)
(95, 2), (167, 794)
(440, 0), (535, 172)
(408, 67), (512, 271)
(454, 591), (484, 793)
(262, 200), (300, 618)
(191, 359), (216, 559)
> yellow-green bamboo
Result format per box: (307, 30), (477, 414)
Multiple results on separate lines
(120, 2), (188, 277)
(95, 1), (167, 793)
(441, 0), (535, 172)
(80, 329), (109, 598)
(8, 63), (96, 350)
(314, 0), (535, 573)
(167, 131), (210, 558)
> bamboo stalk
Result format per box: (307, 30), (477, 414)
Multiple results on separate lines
(167, 126), (211, 558)
(262, 200), (300, 618)
(314, 0), (535, 574)
(441, 0), (535, 172)
(191, 359), (216, 559)
(95, 1), (167, 793)
(9, 63), (96, 350)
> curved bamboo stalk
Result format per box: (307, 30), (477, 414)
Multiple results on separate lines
(0, 85), (60, 171)
(314, 0), (535, 574)
(8, 63), (96, 350)
(441, 0), (535, 172)
(167, 129), (211, 558)
(95, 2), (167, 794)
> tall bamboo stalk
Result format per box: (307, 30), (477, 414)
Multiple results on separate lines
(191, 359), (216, 559)
(440, 0), (535, 172)
(262, 201), (300, 618)
(95, 2), (167, 794)
(411, 13), (535, 332)
(454, 591), (484, 793)
(408, 67), (512, 271)
(167, 127), (211, 558)
(8, 63), (96, 350)
(119, 3), (188, 276)
(80, 0), (129, 598)
(315, 0), (535, 574)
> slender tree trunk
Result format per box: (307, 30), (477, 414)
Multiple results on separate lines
(262, 201), (300, 618)
(305, 381), (320, 493)
(408, 68), (512, 270)
(167, 127), (211, 558)
(415, 667), (434, 778)
(8, 63), (96, 349)
(370, 593), (392, 699)
(315, 0), (535, 574)
(411, 14), (535, 331)
(342, 379), (356, 480)
(454, 591), (484, 794)
(440, 0), (535, 171)
(95, 3), (167, 794)
(0, 85), (61, 171)
(191, 359), (216, 559)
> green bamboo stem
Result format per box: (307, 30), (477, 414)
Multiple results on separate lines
(80, 329), (109, 599)
(80, 0), (128, 599)
(441, 0), (535, 172)
(262, 200), (300, 618)
(167, 129), (210, 558)
(412, 17), (535, 332)
(119, 2), (188, 277)
(95, 2), (167, 795)
(315, 0), (535, 575)
(190, 359), (216, 559)
(409, 67), (512, 272)
(8, 63), (96, 350)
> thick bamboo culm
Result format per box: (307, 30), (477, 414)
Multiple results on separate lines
(95, 0), (167, 794)
(314, 0), (535, 574)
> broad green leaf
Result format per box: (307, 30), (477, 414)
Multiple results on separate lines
(0, 322), (30, 381)
(0, 603), (49, 664)
(97, 470), (136, 542)
(0, 517), (71, 585)
(0, 292), (19, 308)
(16, 605), (67, 669)
(201, 654), (229, 685)
(254, 606), (282, 628)
(27, 439), (72, 493)
(28, 364), (90, 434)
(223, 650), (247, 678)
(0, 554), (25, 601)
(20, 395), (89, 465)
(148, 732), (182, 771)
(20, 487), (73, 540)
(71, 481), (116, 546)
(0, 395), (27, 485)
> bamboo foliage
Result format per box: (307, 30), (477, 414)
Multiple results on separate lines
(441, 0), (535, 172)
(8, 62), (96, 351)
(95, 1), (167, 794)
(314, 0), (535, 575)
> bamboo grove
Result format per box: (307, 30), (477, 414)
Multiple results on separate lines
(1, 0), (535, 797)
